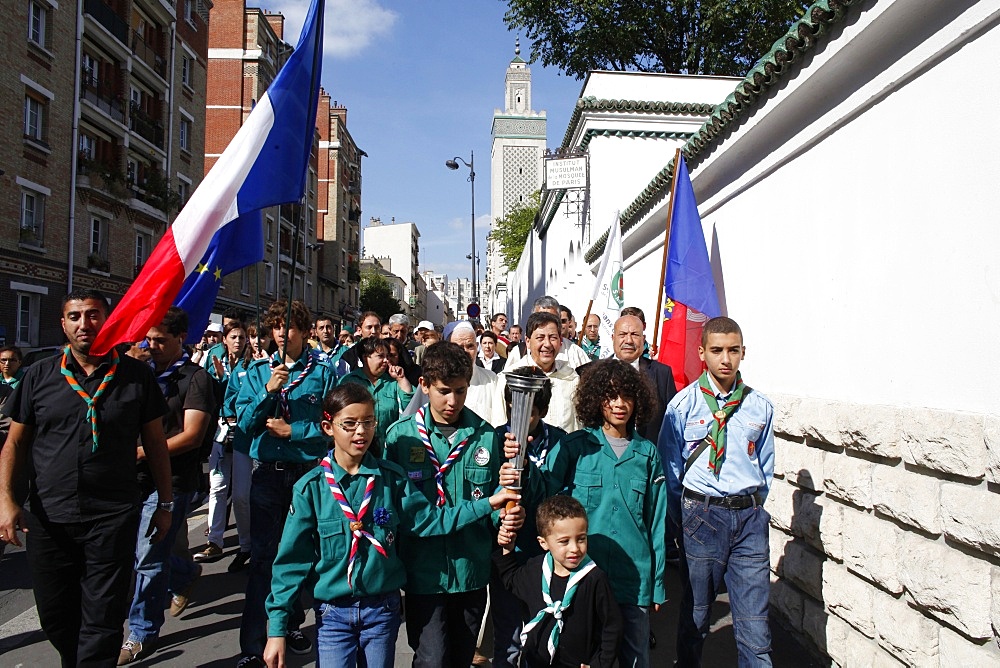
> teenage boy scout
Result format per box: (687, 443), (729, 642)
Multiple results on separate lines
(384, 341), (514, 668)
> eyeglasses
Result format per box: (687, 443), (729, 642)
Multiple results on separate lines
(335, 419), (377, 431)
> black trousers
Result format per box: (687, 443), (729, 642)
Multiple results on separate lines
(405, 588), (488, 668)
(24, 507), (140, 667)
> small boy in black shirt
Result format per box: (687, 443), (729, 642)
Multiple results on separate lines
(494, 495), (622, 668)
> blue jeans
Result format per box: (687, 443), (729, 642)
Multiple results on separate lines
(676, 496), (772, 667)
(239, 462), (310, 657)
(315, 591), (401, 668)
(618, 603), (650, 668)
(127, 490), (197, 643)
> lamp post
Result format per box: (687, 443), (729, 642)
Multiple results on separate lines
(445, 151), (477, 305)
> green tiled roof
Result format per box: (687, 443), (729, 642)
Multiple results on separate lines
(560, 98), (717, 150)
(583, 0), (859, 264)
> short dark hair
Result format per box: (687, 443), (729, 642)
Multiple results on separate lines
(526, 311), (561, 338)
(358, 311), (381, 326)
(701, 316), (742, 346)
(0, 346), (23, 361)
(620, 306), (646, 324)
(490, 312), (507, 324)
(421, 341), (473, 384)
(222, 307), (245, 322)
(315, 314), (335, 327)
(480, 330), (497, 344)
(575, 359), (655, 429)
(536, 495), (587, 537)
(62, 289), (110, 314)
(263, 300), (312, 333)
(158, 306), (189, 337)
(358, 335), (389, 360)
(322, 383), (374, 421)
(503, 367), (552, 415)
(559, 305), (573, 319)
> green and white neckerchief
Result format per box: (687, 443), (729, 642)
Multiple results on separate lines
(580, 337), (600, 360)
(60, 346), (119, 452)
(519, 552), (597, 661)
(697, 370), (749, 478)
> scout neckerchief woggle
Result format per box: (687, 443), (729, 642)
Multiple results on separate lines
(416, 404), (470, 507)
(320, 453), (387, 586)
(271, 350), (316, 420)
(698, 370), (749, 478)
(519, 552), (597, 661)
(61, 346), (119, 453)
(150, 353), (190, 396)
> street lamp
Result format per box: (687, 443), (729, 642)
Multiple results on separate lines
(445, 151), (477, 305)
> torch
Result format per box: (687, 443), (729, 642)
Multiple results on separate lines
(503, 367), (549, 512)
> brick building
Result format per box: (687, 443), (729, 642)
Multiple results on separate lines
(0, 0), (211, 349)
(205, 0), (322, 325)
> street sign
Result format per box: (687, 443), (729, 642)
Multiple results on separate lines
(545, 156), (587, 190)
(467, 303), (481, 319)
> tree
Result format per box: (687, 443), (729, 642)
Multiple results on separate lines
(490, 191), (541, 270)
(359, 268), (402, 322)
(503, 0), (810, 79)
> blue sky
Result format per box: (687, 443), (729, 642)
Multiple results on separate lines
(251, 0), (584, 281)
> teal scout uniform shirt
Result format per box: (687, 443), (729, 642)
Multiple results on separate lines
(539, 426), (668, 606)
(235, 349), (338, 462)
(383, 407), (503, 595)
(266, 452), (495, 637)
(222, 363), (251, 454)
(338, 368), (414, 455)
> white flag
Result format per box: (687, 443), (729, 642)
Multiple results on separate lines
(590, 213), (624, 359)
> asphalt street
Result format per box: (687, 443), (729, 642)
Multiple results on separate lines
(0, 504), (819, 667)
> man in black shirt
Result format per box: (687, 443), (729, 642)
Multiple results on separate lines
(120, 306), (217, 664)
(0, 289), (172, 666)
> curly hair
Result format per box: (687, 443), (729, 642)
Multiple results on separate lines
(420, 341), (473, 384)
(574, 359), (655, 430)
(263, 300), (312, 334)
(536, 495), (588, 538)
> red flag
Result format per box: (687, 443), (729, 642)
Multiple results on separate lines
(657, 300), (711, 390)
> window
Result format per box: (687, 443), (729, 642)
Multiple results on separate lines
(20, 188), (45, 245)
(24, 94), (45, 143)
(16, 293), (40, 346)
(79, 133), (96, 161)
(240, 267), (250, 295)
(181, 56), (192, 87)
(177, 179), (189, 206)
(265, 217), (274, 244)
(82, 52), (98, 87)
(184, 0), (195, 26)
(27, 1), (48, 48)
(90, 217), (108, 259)
(135, 229), (152, 272)
(126, 158), (138, 185)
(179, 118), (190, 151)
(280, 269), (290, 297)
(264, 262), (275, 294)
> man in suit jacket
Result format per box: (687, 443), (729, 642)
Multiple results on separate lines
(577, 314), (676, 442)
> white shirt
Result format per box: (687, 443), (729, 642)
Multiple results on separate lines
(495, 354), (581, 433)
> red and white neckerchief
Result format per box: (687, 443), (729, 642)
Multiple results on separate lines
(150, 353), (190, 397)
(320, 454), (387, 587)
(416, 404), (470, 507)
(270, 350), (316, 421)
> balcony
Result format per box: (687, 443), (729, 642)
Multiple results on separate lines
(80, 74), (125, 124)
(131, 30), (166, 79)
(84, 0), (128, 45)
(129, 103), (164, 148)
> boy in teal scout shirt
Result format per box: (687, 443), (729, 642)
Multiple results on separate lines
(234, 300), (339, 666)
(338, 336), (414, 456)
(263, 383), (520, 668)
(384, 341), (524, 668)
(534, 359), (667, 668)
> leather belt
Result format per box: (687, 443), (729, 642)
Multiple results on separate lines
(684, 489), (761, 510)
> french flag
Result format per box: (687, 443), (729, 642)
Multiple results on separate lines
(91, 0), (325, 355)
(657, 155), (721, 390)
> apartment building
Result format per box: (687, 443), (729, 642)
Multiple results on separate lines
(1, 0), (210, 348)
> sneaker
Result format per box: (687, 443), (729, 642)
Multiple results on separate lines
(170, 564), (202, 617)
(193, 542), (223, 562)
(228, 550), (251, 572)
(118, 638), (156, 665)
(235, 656), (264, 668)
(285, 629), (312, 655)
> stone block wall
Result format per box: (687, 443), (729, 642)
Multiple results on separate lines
(765, 395), (1000, 666)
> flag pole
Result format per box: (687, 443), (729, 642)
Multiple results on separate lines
(651, 148), (684, 353)
(577, 299), (593, 346)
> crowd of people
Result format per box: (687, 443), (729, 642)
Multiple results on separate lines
(0, 289), (775, 668)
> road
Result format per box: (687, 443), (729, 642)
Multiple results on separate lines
(0, 505), (818, 667)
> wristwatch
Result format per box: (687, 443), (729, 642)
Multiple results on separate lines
(157, 501), (175, 512)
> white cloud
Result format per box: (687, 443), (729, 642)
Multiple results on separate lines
(255, 0), (397, 59)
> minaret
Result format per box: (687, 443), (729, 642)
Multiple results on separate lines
(488, 39), (547, 319)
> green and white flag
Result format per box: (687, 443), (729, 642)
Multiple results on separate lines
(591, 212), (623, 359)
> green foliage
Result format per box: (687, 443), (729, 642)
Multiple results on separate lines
(503, 0), (810, 78)
(359, 268), (402, 322)
(490, 191), (541, 270)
